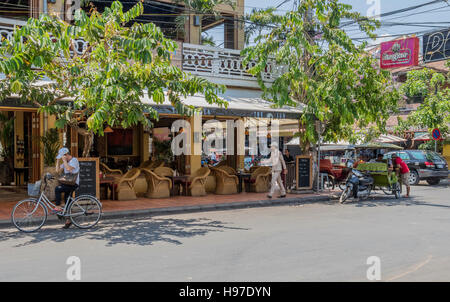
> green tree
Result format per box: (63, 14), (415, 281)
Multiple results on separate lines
(396, 63), (450, 146)
(241, 0), (400, 151)
(0, 1), (226, 157)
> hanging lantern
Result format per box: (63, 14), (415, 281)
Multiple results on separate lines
(104, 126), (114, 133)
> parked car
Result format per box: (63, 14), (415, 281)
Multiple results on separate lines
(384, 150), (449, 185)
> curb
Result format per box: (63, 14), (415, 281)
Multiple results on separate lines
(0, 194), (336, 229)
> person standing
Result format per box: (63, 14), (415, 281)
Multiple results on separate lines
(263, 143), (287, 199)
(391, 154), (410, 198)
(283, 149), (294, 163)
(54, 147), (80, 229)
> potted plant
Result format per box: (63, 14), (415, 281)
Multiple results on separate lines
(40, 128), (61, 174)
(0, 114), (15, 185)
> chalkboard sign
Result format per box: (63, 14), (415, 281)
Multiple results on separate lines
(296, 156), (313, 190)
(76, 158), (100, 199)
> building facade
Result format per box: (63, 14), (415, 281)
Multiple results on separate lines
(0, 0), (300, 187)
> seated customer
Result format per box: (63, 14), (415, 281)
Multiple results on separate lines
(53, 147), (80, 229)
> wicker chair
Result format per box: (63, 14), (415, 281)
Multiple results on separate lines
(141, 168), (172, 199)
(113, 168), (141, 200)
(205, 170), (217, 194)
(244, 166), (271, 193)
(100, 163), (123, 178)
(212, 167), (238, 195)
(40, 167), (59, 202)
(154, 167), (174, 178)
(188, 167), (210, 197)
(135, 170), (148, 197)
(140, 159), (164, 170)
(217, 165), (236, 175)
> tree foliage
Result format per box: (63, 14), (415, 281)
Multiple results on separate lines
(242, 0), (400, 149)
(0, 1), (226, 139)
(396, 63), (450, 139)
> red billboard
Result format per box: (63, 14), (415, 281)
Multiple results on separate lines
(380, 37), (419, 69)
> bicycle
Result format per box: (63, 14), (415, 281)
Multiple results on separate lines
(11, 173), (102, 233)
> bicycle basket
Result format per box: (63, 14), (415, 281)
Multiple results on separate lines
(27, 180), (41, 197)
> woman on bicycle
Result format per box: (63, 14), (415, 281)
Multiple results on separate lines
(54, 147), (80, 229)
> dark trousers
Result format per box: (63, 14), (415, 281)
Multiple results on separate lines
(55, 184), (78, 206)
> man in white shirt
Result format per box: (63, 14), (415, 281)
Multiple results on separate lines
(262, 143), (287, 199)
(54, 147), (80, 228)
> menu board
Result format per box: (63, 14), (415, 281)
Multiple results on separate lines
(76, 158), (100, 199)
(296, 156), (313, 190)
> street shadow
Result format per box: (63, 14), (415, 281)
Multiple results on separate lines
(347, 193), (450, 209)
(1, 217), (249, 247)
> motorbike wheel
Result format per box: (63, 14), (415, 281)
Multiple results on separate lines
(324, 175), (335, 190)
(338, 182), (346, 191)
(394, 182), (401, 199)
(361, 185), (372, 200)
(339, 186), (352, 204)
(381, 187), (392, 195)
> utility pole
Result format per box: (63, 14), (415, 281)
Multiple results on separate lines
(303, 6), (320, 192)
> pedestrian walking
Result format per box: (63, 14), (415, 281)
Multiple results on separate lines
(263, 142), (287, 199)
(391, 153), (411, 198)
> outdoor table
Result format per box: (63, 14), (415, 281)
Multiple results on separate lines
(236, 172), (252, 193)
(169, 175), (190, 196)
(100, 176), (116, 200)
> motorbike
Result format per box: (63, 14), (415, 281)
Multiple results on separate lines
(339, 167), (374, 204)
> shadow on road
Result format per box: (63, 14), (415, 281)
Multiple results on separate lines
(1, 217), (249, 247)
(347, 193), (450, 209)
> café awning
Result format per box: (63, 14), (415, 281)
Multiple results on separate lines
(372, 134), (406, 143)
(355, 142), (403, 150)
(286, 137), (355, 150)
(141, 88), (303, 120)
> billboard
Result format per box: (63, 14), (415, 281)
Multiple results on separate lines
(423, 28), (450, 63)
(380, 37), (420, 69)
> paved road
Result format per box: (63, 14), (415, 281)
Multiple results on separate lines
(1, 180), (449, 282)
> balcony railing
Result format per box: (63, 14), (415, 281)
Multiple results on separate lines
(182, 43), (284, 85)
(1, 24), (285, 88)
(0, 25), (88, 56)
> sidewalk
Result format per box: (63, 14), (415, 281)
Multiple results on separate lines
(0, 191), (337, 229)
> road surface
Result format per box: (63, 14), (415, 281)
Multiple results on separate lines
(1, 180), (449, 282)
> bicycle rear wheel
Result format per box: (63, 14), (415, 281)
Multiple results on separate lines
(69, 195), (102, 229)
(11, 199), (47, 233)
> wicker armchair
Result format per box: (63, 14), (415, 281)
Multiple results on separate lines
(217, 165), (236, 175)
(113, 168), (141, 200)
(141, 168), (172, 199)
(140, 159), (164, 170)
(135, 170), (148, 197)
(100, 163), (123, 178)
(40, 167), (59, 201)
(244, 166), (271, 193)
(188, 167), (210, 196)
(212, 167), (238, 195)
(154, 167), (174, 178)
(205, 170), (217, 193)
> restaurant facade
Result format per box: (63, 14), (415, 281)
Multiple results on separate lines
(0, 0), (303, 197)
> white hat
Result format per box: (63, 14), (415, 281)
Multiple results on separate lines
(271, 142), (279, 149)
(56, 147), (70, 159)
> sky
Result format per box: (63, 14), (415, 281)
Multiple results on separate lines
(205, 0), (450, 47)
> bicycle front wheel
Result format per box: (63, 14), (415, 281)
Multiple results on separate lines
(11, 199), (47, 233)
(69, 195), (102, 229)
